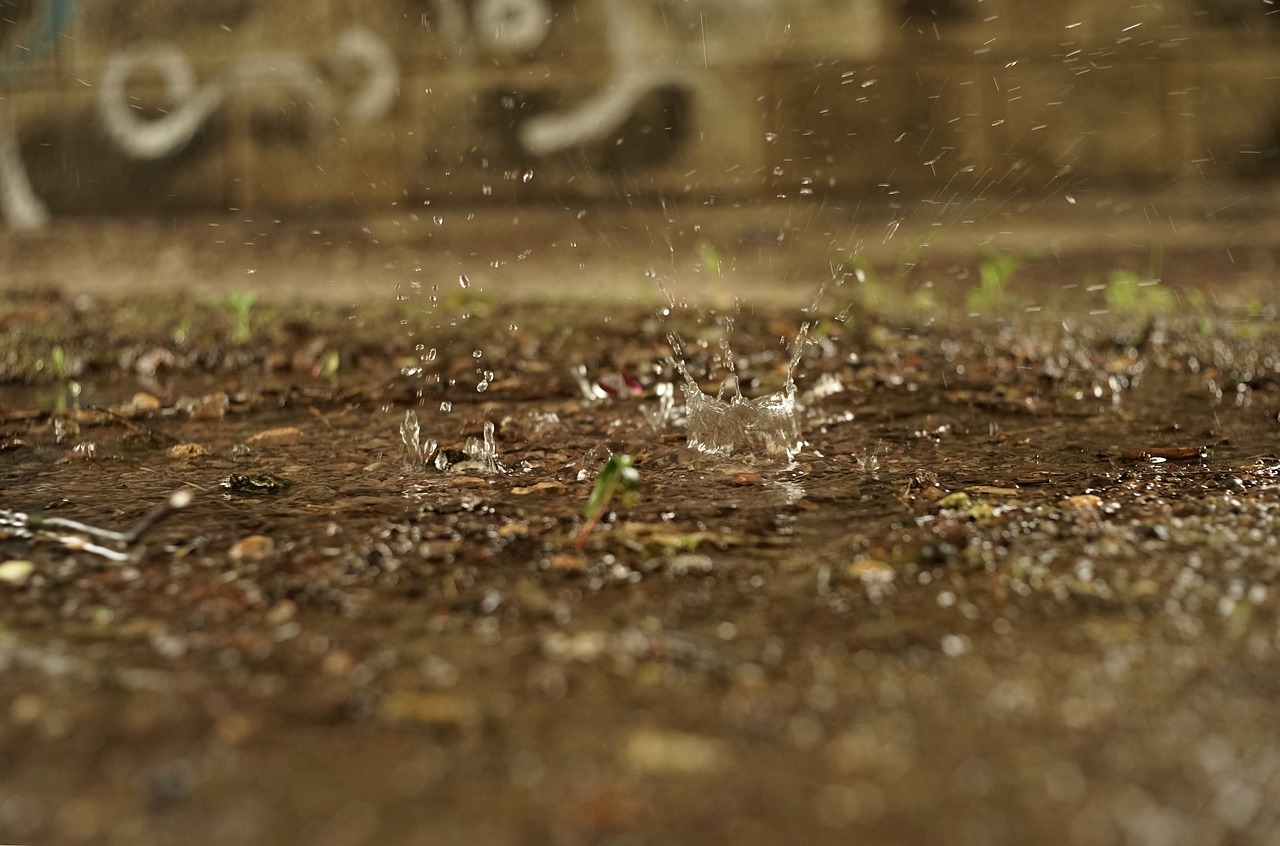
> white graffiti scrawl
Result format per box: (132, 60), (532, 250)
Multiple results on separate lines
(517, 0), (698, 157)
(0, 0), (76, 230)
(98, 27), (398, 160)
(439, 0), (886, 160)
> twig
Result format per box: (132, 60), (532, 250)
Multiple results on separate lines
(1, 489), (194, 561)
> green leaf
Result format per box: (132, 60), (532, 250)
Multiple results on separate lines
(696, 241), (723, 279)
(583, 453), (640, 519)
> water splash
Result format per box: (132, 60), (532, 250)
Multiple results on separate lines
(641, 382), (677, 431)
(400, 409), (437, 469)
(454, 420), (504, 474)
(653, 267), (843, 460)
(668, 327), (807, 460)
(400, 410), (502, 474)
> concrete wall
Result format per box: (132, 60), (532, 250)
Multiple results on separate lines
(2, 0), (1279, 227)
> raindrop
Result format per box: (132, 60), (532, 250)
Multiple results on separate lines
(522, 170), (534, 183)
(459, 274), (471, 289)
(440, 401), (452, 413)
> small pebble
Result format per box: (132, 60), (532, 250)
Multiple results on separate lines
(265, 599), (297, 626)
(380, 691), (480, 730)
(322, 649), (355, 678)
(229, 535), (275, 561)
(623, 728), (728, 775)
(126, 392), (162, 412)
(9, 693), (44, 725)
(0, 559), (35, 585)
(168, 442), (210, 459)
(190, 392), (230, 420)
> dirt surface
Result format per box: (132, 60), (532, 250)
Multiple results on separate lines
(3, 203), (1280, 845)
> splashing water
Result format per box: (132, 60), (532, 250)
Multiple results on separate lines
(455, 420), (504, 474)
(400, 409), (438, 469)
(656, 270), (840, 461)
(400, 410), (502, 474)
(667, 327), (807, 460)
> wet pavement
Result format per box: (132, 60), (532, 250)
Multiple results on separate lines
(2, 194), (1280, 845)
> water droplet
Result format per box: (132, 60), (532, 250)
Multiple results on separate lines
(522, 170), (534, 183)
(482, 185), (493, 195)
(459, 274), (471, 289)
(440, 401), (453, 413)
(425, 348), (438, 362)
(644, 268), (657, 279)
(433, 216), (444, 226)
(472, 350), (483, 359)
(400, 410), (421, 467)
(764, 132), (778, 143)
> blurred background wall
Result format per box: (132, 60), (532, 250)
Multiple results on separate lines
(2, 0), (1278, 227)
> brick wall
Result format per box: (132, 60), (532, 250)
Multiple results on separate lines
(2, 0), (1279, 227)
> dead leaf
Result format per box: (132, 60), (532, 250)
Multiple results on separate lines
(380, 691), (480, 730)
(246, 426), (304, 444)
(967, 485), (1020, 497)
(549, 553), (588, 571)
(512, 481), (566, 495)
(623, 728), (728, 775)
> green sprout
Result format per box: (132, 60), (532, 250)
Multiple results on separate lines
(575, 453), (641, 549)
(1104, 247), (1172, 316)
(33, 344), (82, 412)
(316, 349), (341, 380)
(696, 240), (723, 279)
(832, 238), (934, 320)
(313, 345), (340, 378)
(1105, 271), (1173, 316)
(224, 292), (258, 345)
(834, 250), (890, 314)
(967, 247), (1024, 313)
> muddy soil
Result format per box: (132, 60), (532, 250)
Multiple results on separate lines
(3, 223), (1280, 846)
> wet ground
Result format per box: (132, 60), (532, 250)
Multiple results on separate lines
(3, 201), (1280, 845)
